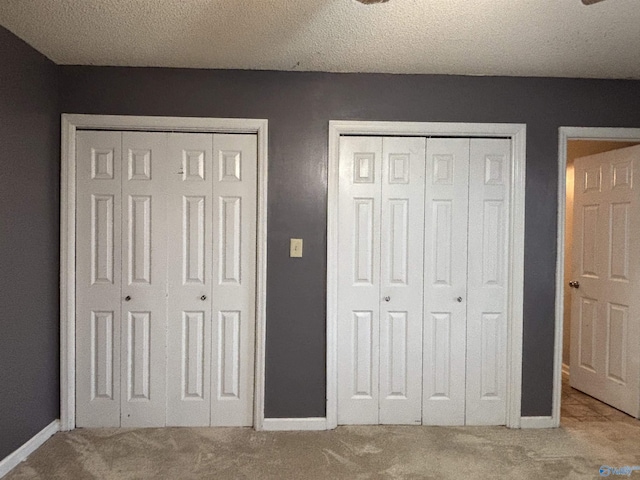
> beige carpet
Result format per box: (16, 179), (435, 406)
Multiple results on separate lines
(5, 417), (640, 480)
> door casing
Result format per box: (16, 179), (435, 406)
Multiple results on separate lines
(554, 127), (640, 428)
(60, 114), (269, 431)
(327, 121), (526, 429)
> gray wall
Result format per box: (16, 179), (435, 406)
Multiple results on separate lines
(0, 27), (60, 459)
(60, 67), (640, 418)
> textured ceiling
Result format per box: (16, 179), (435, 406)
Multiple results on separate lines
(1, 0), (640, 79)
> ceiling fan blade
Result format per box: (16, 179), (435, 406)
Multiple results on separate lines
(582, 0), (607, 4)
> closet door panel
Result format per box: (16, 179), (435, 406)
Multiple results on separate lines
(337, 136), (383, 424)
(166, 133), (213, 426)
(379, 137), (425, 424)
(422, 138), (470, 425)
(465, 138), (510, 425)
(120, 132), (168, 427)
(76, 131), (123, 427)
(210, 134), (257, 426)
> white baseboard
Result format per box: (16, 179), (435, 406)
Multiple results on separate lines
(562, 363), (570, 376)
(0, 419), (60, 478)
(262, 418), (328, 431)
(520, 416), (556, 429)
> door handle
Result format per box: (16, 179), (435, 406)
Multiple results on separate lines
(383, 296), (391, 302)
(456, 297), (463, 303)
(201, 295), (207, 301)
(125, 295), (131, 301)
(569, 281), (580, 289)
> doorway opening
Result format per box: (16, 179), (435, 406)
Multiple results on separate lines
(555, 127), (640, 427)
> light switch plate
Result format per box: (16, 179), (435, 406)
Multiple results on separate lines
(290, 238), (303, 258)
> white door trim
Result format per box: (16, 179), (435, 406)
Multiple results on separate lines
(327, 121), (526, 429)
(554, 127), (640, 427)
(60, 114), (268, 431)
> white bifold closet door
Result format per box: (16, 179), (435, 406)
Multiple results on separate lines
(337, 136), (426, 425)
(76, 130), (256, 428)
(337, 136), (510, 426)
(423, 138), (510, 426)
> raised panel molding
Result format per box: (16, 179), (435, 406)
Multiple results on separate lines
(128, 149), (152, 181)
(612, 161), (632, 190)
(389, 200), (408, 285)
(354, 198), (374, 285)
(579, 298), (597, 372)
(219, 197), (241, 285)
(606, 303), (627, 384)
(219, 151), (241, 182)
(432, 154), (453, 185)
(91, 149), (114, 180)
(183, 311), (205, 400)
(482, 201), (504, 286)
(353, 311), (373, 398)
(386, 312), (408, 398)
(429, 313), (451, 399)
(183, 196), (206, 285)
(218, 311), (241, 399)
(433, 201), (453, 286)
(610, 203), (630, 281)
(127, 311), (151, 401)
(484, 155), (505, 185)
(354, 153), (375, 184)
(581, 205), (599, 278)
(584, 166), (601, 192)
(91, 311), (114, 400)
(91, 194), (114, 285)
(183, 150), (206, 181)
(480, 313), (501, 399)
(388, 154), (410, 184)
(128, 195), (152, 285)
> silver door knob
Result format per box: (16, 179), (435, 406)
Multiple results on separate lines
(384, 296), (391, 302)
(200, 295), (207, 301)
(125, 296), (131, 301)
(456, 297), (463, 302)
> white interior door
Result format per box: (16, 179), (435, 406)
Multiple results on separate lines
(337, 136), (425, 425)
(422, 138), (470, 426)
(570, 145), (640, 417)
(76, 130), (257, 428)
